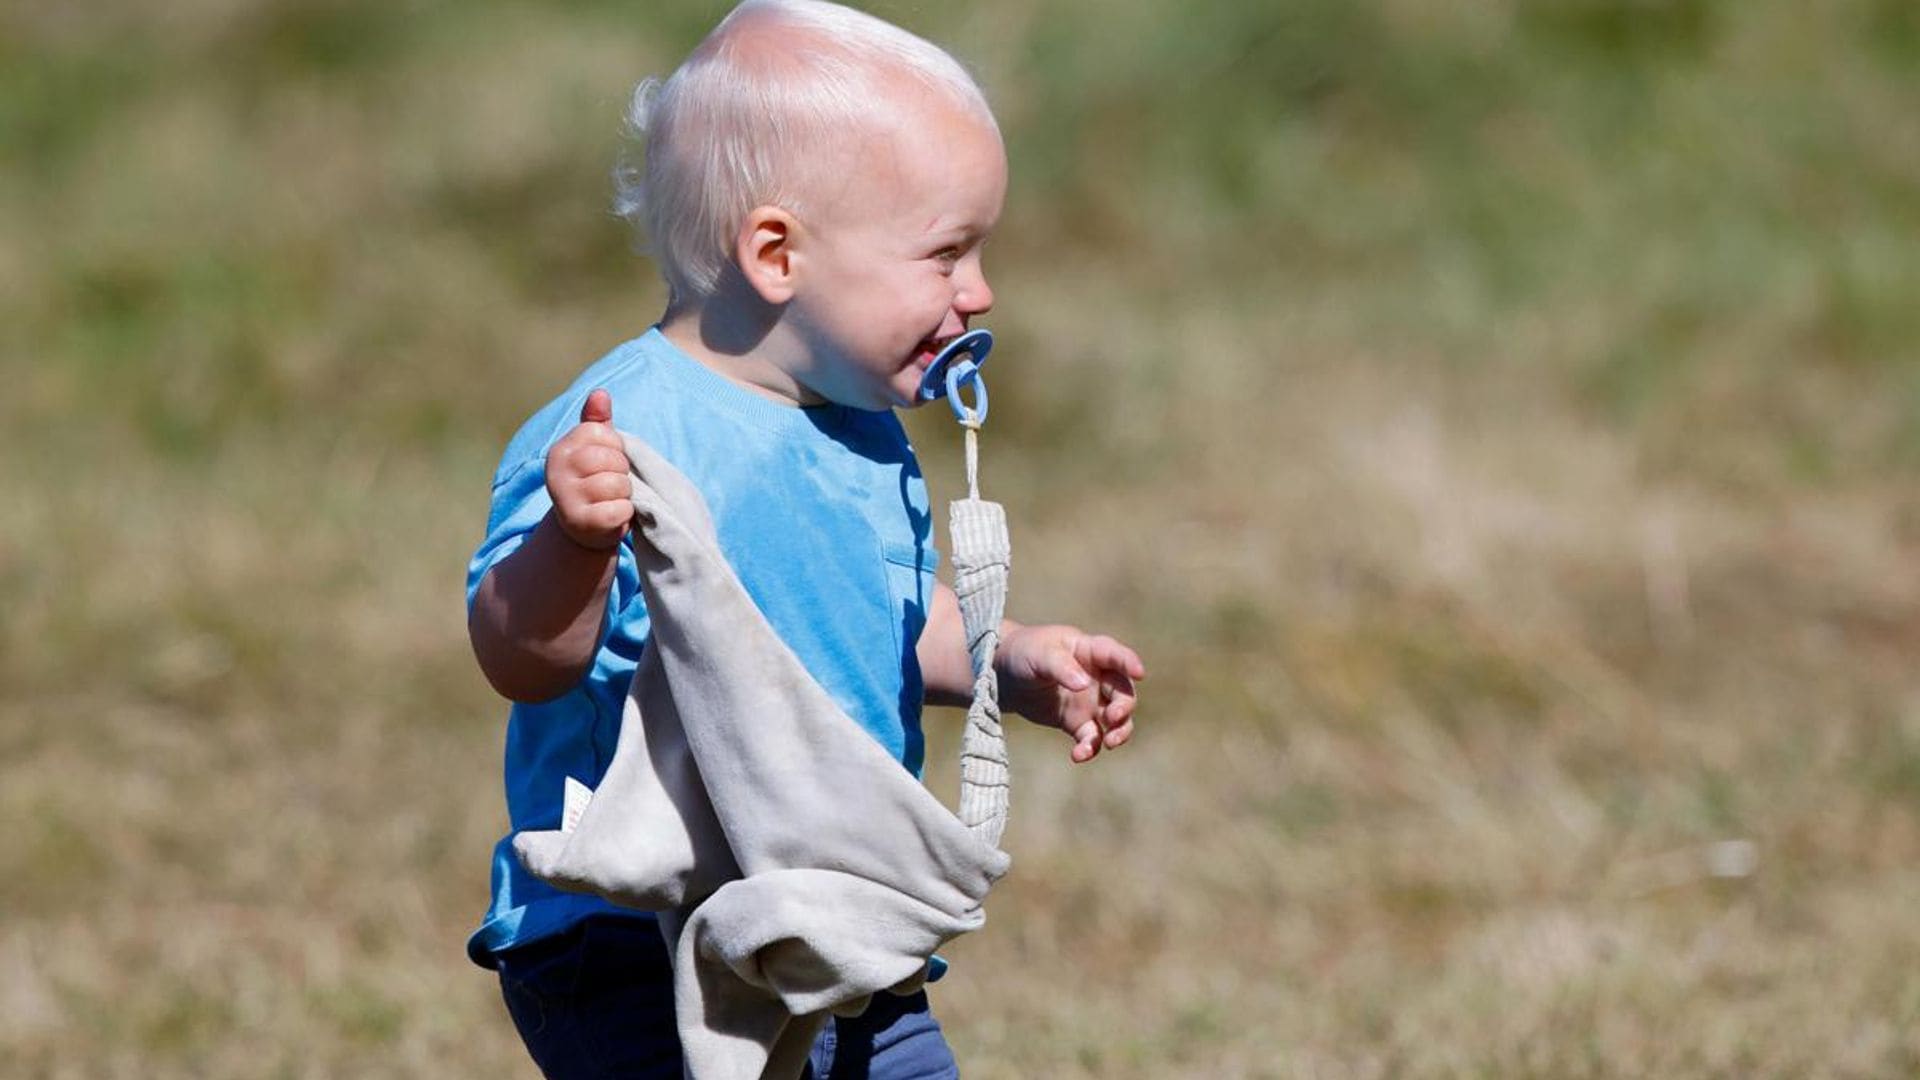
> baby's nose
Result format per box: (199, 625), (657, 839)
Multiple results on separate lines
(957, 267), (994, 316)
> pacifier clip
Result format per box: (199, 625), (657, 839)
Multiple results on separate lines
(918, 330), (1010, 849)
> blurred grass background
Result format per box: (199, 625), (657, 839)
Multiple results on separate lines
(5, 0), (1920, 1075)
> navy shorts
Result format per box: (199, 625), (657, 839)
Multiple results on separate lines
(497, 915), (961, 1079)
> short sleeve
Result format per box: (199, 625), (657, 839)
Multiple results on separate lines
(466, 453), (546, 609)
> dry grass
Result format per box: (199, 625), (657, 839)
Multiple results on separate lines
(5, 0), (1920, 1075)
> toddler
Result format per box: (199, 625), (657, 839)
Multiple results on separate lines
(464, 2), (1144, 1075)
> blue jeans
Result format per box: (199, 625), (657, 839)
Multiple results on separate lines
(497, 915), (960, 1079)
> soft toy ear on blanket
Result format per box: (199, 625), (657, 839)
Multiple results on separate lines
(511, 340), (1014, 1079)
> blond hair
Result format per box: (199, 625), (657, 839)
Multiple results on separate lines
(614, 0), (995, 303)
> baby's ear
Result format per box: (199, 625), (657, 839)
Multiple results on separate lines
(735, 205), (799, 304)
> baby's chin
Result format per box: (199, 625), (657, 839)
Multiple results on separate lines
(877, 382), (924, 411)
(871, 372), (929, 409)
(820, 378), (919, 413)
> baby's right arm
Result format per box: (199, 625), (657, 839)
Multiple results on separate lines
(467, 389), (633, 702)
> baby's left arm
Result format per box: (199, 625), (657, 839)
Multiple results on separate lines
(918, 583), (1145, 763)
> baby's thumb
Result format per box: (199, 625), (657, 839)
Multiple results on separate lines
(579, 388), (613, 425)
(1043, 648), (1093, 693)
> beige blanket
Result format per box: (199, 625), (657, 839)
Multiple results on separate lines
(513, 432), (1010, 1080)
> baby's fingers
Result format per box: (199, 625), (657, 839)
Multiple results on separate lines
(1075, 634), (1146, 682)
(1063, 676), (1110, 764)
(579, 498), (636, 536)
(1069, 718), (1103, 764)
(1029, 642), (1093, 694)
(562, 440), (630, 479)
(1072, 663), (1133, 746)
(578, 470), (633, 505)
(1098, 686), (1136, 749)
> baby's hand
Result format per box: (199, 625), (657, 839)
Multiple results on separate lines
(996, 625), (1145, 763)
(545, 389), (632, 550)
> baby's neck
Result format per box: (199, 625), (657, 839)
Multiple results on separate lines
(660, 305), (826, 409)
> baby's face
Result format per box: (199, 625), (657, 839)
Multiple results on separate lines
(784, 96), (1006, 411)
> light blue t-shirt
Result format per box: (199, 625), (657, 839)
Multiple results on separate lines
(464, 328), (940, 966)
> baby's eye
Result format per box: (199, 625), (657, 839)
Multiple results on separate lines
(930, 247), (961, 271)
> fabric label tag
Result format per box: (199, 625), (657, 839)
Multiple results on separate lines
(562, 776), (594, 835)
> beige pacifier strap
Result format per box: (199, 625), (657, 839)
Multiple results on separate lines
(951, 420), (1010, 848)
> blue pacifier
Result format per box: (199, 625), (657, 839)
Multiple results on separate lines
(916, 328), (993, 426)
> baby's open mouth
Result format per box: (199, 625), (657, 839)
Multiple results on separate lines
(914, 336), (956, 367)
